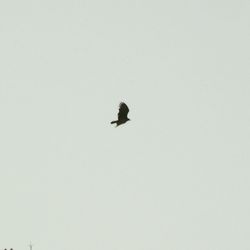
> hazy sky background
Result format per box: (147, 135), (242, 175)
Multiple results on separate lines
(0, 0), (249, 250)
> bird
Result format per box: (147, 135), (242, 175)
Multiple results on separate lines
(111, 102), (130, 127)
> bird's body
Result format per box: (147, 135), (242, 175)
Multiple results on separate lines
(111, 102), (130, 127)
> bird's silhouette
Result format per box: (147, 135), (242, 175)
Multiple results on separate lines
(111, 102), (130, 126)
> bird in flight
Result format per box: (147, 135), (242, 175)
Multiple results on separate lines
(111, 102), (130, 127)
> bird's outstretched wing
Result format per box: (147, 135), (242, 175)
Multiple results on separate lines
(118, 102), (129, 120)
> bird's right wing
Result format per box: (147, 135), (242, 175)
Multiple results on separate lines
(118, 102), (129, 119)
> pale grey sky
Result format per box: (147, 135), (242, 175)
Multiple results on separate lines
(0, 0), (250, 250)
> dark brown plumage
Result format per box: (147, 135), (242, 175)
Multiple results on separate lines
(111, 102), (130, 126)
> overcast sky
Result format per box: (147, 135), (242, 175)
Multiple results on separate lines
(0, 0), (250, 250)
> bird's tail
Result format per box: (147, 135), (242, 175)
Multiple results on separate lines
(111, 121), (117, 124)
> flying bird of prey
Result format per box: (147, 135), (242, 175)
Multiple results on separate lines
(111, 102), (130, 127)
